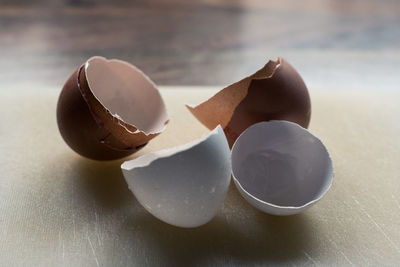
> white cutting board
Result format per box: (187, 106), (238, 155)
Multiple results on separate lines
(0, 87), (399, 266)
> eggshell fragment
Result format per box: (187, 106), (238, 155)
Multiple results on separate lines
(231, 121), (333, 215)
(121, 125), (231, 228)
(186, 57), (311, 147)
(57, 56), (168, 160)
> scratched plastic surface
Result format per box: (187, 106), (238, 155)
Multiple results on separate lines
(0, 87), (399, 266)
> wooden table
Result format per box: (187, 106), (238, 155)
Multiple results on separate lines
(0, 0), (399, 89)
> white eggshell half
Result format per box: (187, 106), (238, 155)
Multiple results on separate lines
(121, 125), (231, 228)
(231, 121), (333, 215)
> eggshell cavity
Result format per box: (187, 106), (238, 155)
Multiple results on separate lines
(186, 57), (311, 147)
(57, 56), (168, 160)
(121, 125), (231, 228)
(85, 57), (168, 135)
(231, 121), (333, 215)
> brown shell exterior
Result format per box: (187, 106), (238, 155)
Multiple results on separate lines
(187, 58), (311, 147)
(57, 65), (156, 160)
(224, 59), (311, 146)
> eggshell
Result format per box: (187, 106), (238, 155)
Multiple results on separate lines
(121, 125), (231, 228)
(186, 57), (311, 147)
(57, 56), (168, 160)
(231, 121), (333, 215)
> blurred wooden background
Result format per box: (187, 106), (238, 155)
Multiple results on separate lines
(0, 0), (399, 89)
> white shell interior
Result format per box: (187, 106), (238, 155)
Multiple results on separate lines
(121, 125), (231, 228)
(231, 121), (333, 215)
(85, 56), (168, 134)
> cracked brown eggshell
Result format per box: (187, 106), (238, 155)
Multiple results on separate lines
(186, 57), (311, 147)
(57, 56), (168, 160)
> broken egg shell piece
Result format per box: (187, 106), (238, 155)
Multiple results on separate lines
(57, 56), (168, 160)
(231, 121), (333, 216)
(121, 125), (231, 228)
(186, 57), (311, 147)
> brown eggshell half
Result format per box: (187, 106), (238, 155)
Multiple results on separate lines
(186, 57), (311, 147)
(57, 56), (168, 160)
